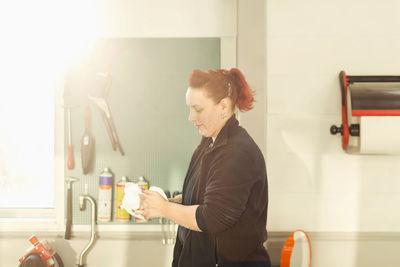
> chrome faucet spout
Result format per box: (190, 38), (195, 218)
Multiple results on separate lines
(78, 195), (96, 267)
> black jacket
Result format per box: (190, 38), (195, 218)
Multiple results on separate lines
(172, 115), (270, 267)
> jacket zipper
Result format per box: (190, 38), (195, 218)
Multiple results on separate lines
(215, 235), (219, 267)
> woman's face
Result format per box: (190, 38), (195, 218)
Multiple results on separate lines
(186, 87), (228, 138)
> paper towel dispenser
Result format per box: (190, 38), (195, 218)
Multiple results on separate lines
(331, 71), (400, 154)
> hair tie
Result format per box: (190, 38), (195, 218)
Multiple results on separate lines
(227, 82), (232, 97)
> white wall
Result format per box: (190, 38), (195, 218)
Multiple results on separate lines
(266, 0), (400, 266)
(237, 0), (267, 156)
(95, 0), (236, 38)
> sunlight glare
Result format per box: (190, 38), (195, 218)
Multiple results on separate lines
(0, 0), (98, 207)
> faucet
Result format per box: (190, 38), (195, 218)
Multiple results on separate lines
(78, 194), (96, 267)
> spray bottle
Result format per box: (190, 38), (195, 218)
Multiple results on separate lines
(136, 176), (149, 223)
(98, 168), (113, 222)
(137, 176), (149, 190)
(116, 176), (130, 222)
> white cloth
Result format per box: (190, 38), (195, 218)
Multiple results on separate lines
(120, 182), (168, 219)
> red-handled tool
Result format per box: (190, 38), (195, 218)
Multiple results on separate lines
(67, 106), (74, 170)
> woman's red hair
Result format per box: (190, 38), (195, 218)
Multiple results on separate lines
(188, 68), (255, 112)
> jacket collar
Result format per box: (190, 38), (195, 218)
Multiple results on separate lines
(202, 114), (239, 150)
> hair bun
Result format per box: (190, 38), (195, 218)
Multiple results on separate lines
(229, 68), (255, 111)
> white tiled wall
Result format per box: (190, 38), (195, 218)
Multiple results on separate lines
(266, 0), (400, 233)
(265, 0), (400, 265)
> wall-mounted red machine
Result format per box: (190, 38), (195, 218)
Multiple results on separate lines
(18, 235), (64, 267)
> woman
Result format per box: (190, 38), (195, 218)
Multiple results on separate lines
(136, 68), (270, 267)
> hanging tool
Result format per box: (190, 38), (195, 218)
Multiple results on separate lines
(63, 78), (75, 171)
(88, 72), (124, 156)
(63, 79), (79, 170)
(65, 177), (79, 240)
(67, 106), (74, 169)
(81, 107), (95, 174)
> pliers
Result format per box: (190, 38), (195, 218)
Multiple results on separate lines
(88, 72), (125, 156)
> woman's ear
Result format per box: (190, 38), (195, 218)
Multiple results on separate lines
(219, 97), (229, 111)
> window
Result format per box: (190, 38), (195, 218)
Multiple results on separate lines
(0, 0), (93, 224)
(0, 31), (58, 222)
(0, 88), (55, 209)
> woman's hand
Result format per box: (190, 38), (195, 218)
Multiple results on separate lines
(168, 194), (182, 204)
(136, 191), (201, 231)
(135, 190), (168, 219)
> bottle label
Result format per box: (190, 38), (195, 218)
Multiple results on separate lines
(98, 186), (112, 221)
(116, 184), (130, 221)
(98, 198), (111, 221)
(138, 183), (149, 190)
